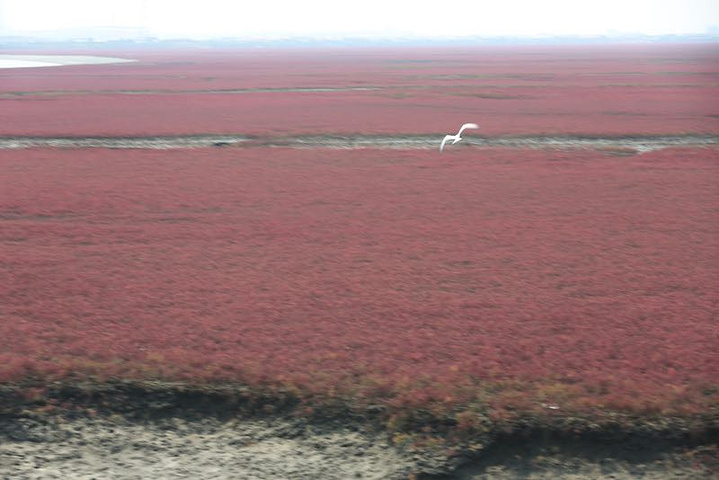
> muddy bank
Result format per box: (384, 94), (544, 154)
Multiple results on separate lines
(0, 134), (717, 152)
(0, 383), (716, 479)
(1, 414), (716, 479)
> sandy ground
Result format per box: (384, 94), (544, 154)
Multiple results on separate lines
(0, 55), (135, 69)
(1, 414), (715, 479)
(1, 415), (420, 480)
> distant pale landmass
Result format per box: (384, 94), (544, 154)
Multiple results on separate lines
(1, 30), (718, 49)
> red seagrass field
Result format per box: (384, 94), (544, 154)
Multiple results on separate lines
(1, 45), (718, 431)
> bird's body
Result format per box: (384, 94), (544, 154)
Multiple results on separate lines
(440, 123), (479, 152)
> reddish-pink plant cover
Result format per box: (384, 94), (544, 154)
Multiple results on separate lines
(1, 146), (717, 417)
(1, 45), (717, 137)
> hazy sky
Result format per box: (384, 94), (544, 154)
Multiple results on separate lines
(1, 0), (718, 38)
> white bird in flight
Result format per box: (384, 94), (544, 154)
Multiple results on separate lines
(440, 123), (479, 153)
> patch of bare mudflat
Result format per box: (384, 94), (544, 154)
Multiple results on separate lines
(0, 415), (417, 480)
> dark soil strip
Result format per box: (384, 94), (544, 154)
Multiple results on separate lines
(0, 86), (382, 98)
(1, 134), (717, 151)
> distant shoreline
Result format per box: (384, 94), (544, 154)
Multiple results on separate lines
(1, 35), (718, 51)
(0, 54), (136, 69)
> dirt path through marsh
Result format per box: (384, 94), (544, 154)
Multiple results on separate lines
(0, 134), (716, 152)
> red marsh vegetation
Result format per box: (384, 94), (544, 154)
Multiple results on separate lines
(1, 44), (717, 137)
(1, 146), (717, 421)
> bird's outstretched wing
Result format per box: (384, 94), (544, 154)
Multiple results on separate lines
(440, 135), (454, 153)
(457, 123), (479, 136)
